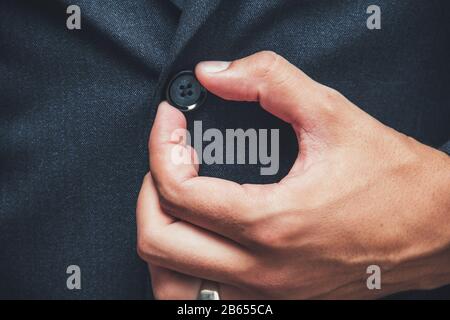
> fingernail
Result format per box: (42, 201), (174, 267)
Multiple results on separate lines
(198, 61), (231, 73)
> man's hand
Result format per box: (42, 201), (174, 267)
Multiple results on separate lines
(137, 51), (450, 299)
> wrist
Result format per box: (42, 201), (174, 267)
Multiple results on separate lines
(388, 139), (450, 293)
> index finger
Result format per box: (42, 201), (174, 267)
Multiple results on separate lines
(149, 102), (289, 245)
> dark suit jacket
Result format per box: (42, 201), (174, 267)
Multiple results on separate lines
(0, 0), (449, 299)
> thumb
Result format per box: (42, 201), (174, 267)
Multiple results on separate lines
(195, 51), (353, 140)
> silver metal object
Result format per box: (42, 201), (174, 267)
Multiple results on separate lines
(197, 281), (220, 300)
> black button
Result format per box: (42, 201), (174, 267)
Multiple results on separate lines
(166, 70), (207, 112)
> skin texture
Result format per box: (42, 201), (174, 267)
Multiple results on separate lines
(136, 51), (450, 299)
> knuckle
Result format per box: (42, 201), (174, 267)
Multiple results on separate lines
(136, 232), (150, 260)
(152, 281), (179, 300)
(152, 269), (197, 300)
(137, 228), (159, 261)
(247, 222), (285, 250)
(325, 87), (343, 102)
(319, 86), (344, 111)
(244, 208), (301, 252)
(155, 179), (183, 210)
(152, 282), (178, 300)
(153, 286), (170, 300)
(253, 50), (281, 79)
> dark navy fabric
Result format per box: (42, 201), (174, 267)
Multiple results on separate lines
(0, 0), (449, 299)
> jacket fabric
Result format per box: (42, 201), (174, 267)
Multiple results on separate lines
(0, 0), (449, 299)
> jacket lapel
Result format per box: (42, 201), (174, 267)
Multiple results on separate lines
(169, 0), (222, 64)
(59, 0), (180, 77)
(59, 0), (221, 76)
(147, 0), (222, 119)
